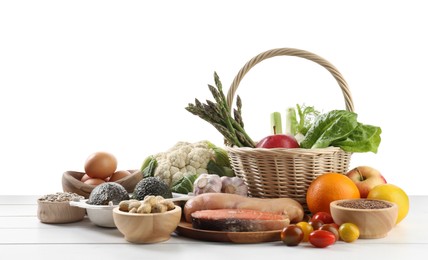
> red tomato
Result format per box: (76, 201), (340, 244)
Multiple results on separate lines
(311, 212), (334, 224)
(319, 224), (340, 242)
(308, 219), (324, 230)
(309, 230), (336, 248)
(327, 222), (339, 229)
(280, 225), (304, 246)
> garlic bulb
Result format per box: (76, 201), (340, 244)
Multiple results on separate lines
(220, 176), (248, 196)
(193, 173), (222, 195)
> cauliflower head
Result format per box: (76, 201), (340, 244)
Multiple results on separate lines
(153, 141), (216, 186)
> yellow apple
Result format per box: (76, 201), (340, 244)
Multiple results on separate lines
(367, 184), (409, 224)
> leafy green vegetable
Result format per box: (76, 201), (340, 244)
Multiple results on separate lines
(141, 156), (157, 178)
(286, 104), (321, 136)
(300, 110), (358, 149)
(299, 109), (381, 153)
(297, 104), (321, 135)
(171, 174), (198, 194)
(211, 145), (231, 168)
(207, 160), (235, 177)
(332, 123), (382, 153)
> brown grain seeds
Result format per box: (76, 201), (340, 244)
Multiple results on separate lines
(337, 200), (392, 209)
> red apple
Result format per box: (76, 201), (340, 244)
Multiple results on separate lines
(256, 134), (300, 148)
(346, 166), (387, 198)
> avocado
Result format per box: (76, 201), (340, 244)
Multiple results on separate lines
(133, 177), (173, 200)
(87, 182), (130, 205)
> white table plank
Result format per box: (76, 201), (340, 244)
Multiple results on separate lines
(0, 221), (421, 244)
(0, 216), (91, 229)
(1, 243), (428, 260)
(0, 205), (38, 216)
(0, 195), (43, 204)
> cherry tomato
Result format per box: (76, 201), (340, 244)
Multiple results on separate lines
(296, 221), (314, 242)
(339, 223), (360, 243)
(311, 212), (334, 224)
(280, 225), (304, 246)
(309, 230), (336, 248)
(327, 222), (339, 229)
(308, 219), (324, 230)
(319, 223), (340, 242)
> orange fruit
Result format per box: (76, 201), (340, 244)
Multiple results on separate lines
(367, 184), (409, 224)
(306, 173), (360, 215)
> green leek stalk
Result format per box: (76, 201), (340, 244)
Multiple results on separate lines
(285, 107), (297, 136)
(270, 112), (283, 134)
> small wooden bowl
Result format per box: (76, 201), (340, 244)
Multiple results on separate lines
(37, 200), (86, 224)
(62, 170), (142, 198)
(330, 199), (398, 239)
(113, 205), (182, 243)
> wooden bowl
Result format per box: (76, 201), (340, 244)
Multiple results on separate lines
(62, 170), (142, 198)
(330, 199), (398, 239)
(113, 205), (182, 243)
(37, 199), (86, 224)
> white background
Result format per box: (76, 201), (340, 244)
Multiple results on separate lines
(1, 0), (426, 195)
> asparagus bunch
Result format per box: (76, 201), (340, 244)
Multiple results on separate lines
(185, 72), (255, 148)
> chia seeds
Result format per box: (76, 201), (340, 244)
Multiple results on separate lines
(337, 199), (392, 209)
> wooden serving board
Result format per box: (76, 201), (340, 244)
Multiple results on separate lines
(175, 221), (282, 243)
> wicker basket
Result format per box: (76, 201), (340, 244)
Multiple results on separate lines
(224, 48), (354, 208)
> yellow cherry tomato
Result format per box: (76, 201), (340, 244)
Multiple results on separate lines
(296, 221), (314, 242)
(339, 223), (360, 243)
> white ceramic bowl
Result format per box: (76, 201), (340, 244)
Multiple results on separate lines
(70, 199), (117, 228)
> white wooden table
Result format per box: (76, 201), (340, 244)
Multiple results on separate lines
(1, 195), (427, 259)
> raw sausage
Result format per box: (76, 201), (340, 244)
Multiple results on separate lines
(184, 193), (304, 223)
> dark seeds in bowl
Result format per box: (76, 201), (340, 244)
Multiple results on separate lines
(337, 200), (392, 209)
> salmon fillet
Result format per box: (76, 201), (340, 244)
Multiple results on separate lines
(191, 209), (290, 232)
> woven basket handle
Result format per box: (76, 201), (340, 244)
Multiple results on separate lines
(226, 48), (355, 112)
